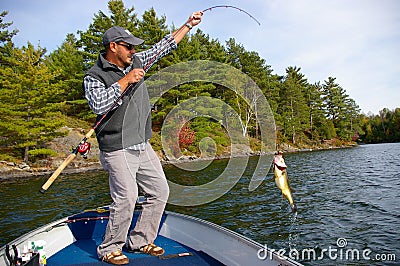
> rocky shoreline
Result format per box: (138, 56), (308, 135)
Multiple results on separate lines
(0, 161), (104, 181)
(0, 126), (357, 181)
(0, 142), (356, 182)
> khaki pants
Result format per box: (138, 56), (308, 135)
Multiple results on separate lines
(97, 143), (169, 258)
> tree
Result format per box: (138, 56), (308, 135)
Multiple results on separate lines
(0, 44), (65, 162)
(225, 38), (272, 138)
(0, 11), (18, 44)
(137, 7), (172, 76)
(179, 123), (195, 149)
(361, 108), (400, 143)
(0, 11), (18, 70)
(46, 34), (89, 118)
(341, 97), (363, 141)
(78, 0), (139, 67)
(321, 77), (362, 141)
(279, 66), (309, 144)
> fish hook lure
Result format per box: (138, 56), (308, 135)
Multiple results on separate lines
(202, 5), (261, 26)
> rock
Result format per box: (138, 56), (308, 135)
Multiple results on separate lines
(177, 155), (197, 161)
(18, 162), (31, 170)
(0, 161), (16, 166)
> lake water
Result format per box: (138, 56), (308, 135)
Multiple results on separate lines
(0, 143), (399, 265)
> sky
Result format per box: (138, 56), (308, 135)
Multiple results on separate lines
(2, 0), (399, 115)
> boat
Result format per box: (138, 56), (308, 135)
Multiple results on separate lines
(0, 205), (302, 266)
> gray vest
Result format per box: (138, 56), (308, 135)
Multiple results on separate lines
(85, 53), (152, 152)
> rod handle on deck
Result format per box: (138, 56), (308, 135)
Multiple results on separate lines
(40, 153), (77, 193)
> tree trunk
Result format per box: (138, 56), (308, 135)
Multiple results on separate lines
(24, 146), (29, 163)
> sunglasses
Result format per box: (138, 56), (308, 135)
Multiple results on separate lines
(116, 42), (135, 50)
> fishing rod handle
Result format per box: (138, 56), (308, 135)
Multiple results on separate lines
(39, 153), (77, 193)
(85, 128), (95, 139)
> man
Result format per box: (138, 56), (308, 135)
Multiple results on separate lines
(84, 11), (202, 265)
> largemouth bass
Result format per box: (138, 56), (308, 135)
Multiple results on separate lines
(273, 152), (297, 212)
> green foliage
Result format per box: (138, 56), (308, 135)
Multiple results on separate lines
(149, 131), (162, 152)
(279, 66), (309, 144)
(0, 43), (65, 162)
(28, 148), (58, 158)
(0, 153), (18, 162)
(138, 8), (171, 76)
(78, 0), (139, 67)
(360, 108), (400, 143)
(46, 34), (89, 119)
(0, 11), (18, 44)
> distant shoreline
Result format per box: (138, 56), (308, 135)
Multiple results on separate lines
(0, 143), (357, 182)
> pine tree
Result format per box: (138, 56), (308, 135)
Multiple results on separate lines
(280, 66), (309, 144)
(46, 34), (89, 119)
(305, 82), (328, 140)
(78, 0), (139, 67)
(321, 77), (361, 140)
(0, 44), (65, 162)
(137, 7), (171, 76)
(0, 11), (18, 44)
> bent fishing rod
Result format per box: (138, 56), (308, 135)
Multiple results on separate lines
(40, 6), (260, 193)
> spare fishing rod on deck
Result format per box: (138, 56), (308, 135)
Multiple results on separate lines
(40, 6), (260, 193)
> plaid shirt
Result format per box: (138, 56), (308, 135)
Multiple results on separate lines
(84, 34), (177, 150)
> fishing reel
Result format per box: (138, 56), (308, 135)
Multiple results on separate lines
(77, 141), (91, 159)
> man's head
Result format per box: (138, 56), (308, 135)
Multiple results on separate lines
(102, 26), (143, 68)
(102, 26), (144, 47)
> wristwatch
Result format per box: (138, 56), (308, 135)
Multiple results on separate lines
(185, 23), (193, 30)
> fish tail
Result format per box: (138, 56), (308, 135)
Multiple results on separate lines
(290, 203), (297, 213)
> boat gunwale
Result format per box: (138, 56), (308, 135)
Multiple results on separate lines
(161, 211), (303, 266)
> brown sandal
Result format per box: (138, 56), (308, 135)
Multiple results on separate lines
(102, 250), (129, 265)
(139, 243), (165, 256)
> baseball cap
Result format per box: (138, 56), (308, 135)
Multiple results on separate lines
(102, 26), (144, 47)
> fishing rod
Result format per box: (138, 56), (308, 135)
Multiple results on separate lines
(40, 6), (260, 193)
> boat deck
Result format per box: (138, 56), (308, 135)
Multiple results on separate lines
(48, 235), (223, 265)
(47, 208), (224, 265)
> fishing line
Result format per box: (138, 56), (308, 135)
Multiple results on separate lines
(202, 5), (261, 26)
(288, 211), (298, 250)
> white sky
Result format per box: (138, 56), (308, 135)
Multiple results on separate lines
(2, 0), (399, 115)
